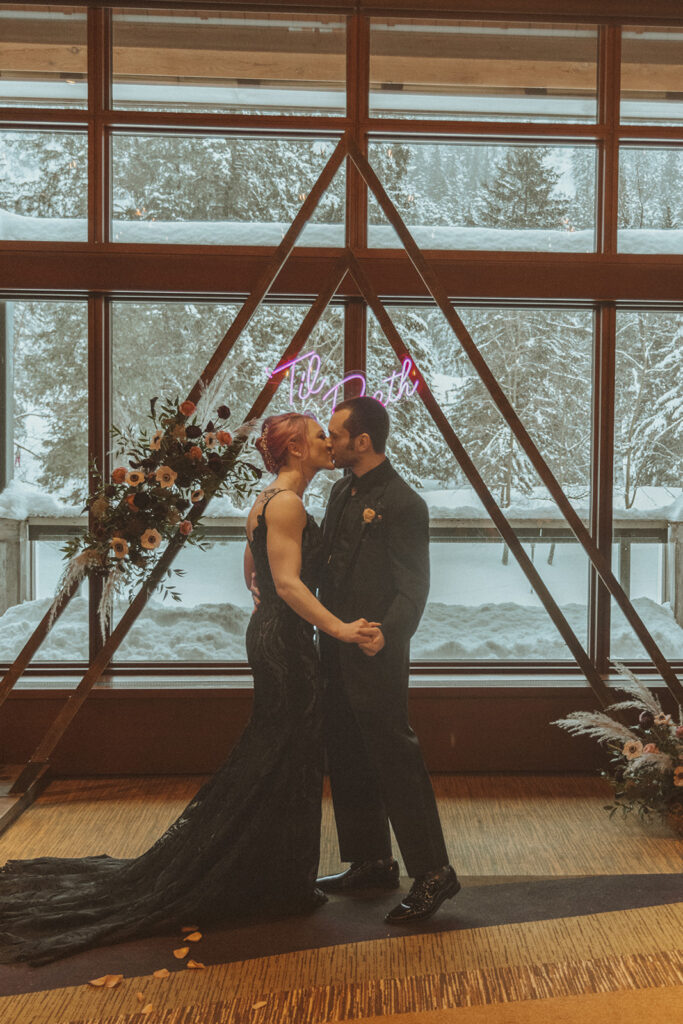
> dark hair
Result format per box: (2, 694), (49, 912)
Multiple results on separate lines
(334, 396), (389, 454)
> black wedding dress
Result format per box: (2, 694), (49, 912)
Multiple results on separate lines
(0, 497), (325, 965)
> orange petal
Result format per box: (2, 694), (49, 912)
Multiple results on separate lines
(186, 959), (205, 969)
(153, 968), (170, 979)
(252, 1000), (268, 1009)
(185, 931), (202, 942)
(136, 992), (144, 1002)
(141, 1005), (154, 1016)
(104, 974), (124, 988)
(173, 946), (189, 959)
(180, 925), (199, 933)
(88, 976), (108, 987)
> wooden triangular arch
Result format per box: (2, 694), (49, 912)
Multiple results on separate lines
(1, 132), (680, 809)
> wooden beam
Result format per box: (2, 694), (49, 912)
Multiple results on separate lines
(2, 248), (683, 302)
(3, 40), (682, 94)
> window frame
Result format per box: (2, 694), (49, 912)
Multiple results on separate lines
(1, 1), (682, 684)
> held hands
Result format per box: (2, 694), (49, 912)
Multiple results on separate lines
(358, 624), (385, 657)
(336, 618), (378, 645)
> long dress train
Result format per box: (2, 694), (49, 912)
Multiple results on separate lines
(0, 500), (324, 965)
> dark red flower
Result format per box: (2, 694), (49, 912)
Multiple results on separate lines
(217, 405), (230, 420)
(186, 424), (202, 438)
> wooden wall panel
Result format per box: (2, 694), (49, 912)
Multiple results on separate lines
(3, 686), (674, 775)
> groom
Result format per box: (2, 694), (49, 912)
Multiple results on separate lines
(317, 396), (459, 923)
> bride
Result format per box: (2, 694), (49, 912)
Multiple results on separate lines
(0, 412), (372, 965)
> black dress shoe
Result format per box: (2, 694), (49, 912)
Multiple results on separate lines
(385, 866), (460, 924)
(317, 858), (399, 893)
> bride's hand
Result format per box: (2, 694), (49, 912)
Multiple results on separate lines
(336, 618), (375, 644)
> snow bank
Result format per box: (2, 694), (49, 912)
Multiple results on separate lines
(1, 594), (680, 665)
(0, 480), (82, 520)
(3, 208), (683, 254)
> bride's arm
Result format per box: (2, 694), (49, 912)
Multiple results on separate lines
(265, 492), (371, 644)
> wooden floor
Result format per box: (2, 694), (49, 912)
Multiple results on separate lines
(0, 774), (681, 1024)
(0, 773), (680, 876)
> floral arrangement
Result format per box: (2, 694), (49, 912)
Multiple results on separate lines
(554, 663), (683, 830)
(59, 395), (262, 631)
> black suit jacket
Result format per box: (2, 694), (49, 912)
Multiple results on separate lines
(320, 461), (430, 668)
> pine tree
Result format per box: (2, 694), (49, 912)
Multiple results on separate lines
(473, 147), (568, 229)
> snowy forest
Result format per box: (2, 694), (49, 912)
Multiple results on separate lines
(1, 131), (682, 663)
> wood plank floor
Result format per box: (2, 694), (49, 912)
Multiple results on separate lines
(0, 773), (679, 876)
(0, 774), (680, 1024)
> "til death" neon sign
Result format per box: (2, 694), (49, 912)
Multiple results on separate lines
(268, 350), (419, 411)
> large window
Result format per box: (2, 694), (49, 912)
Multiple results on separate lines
(1, 3), (682, 684)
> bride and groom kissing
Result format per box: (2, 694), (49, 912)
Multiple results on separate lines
(0, 397), (458, 966)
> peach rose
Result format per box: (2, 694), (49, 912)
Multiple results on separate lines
(110, 536), (128, 558)
(363, 507), (376, 523)
(111, 467), (127, 484)
(188, 446), (203, 462)
(155, 466), (178, 488)
(141, 528), (162, 550)
(642, 743), (658, 754)
(179, 400), (196, 417)
(179, 520), (193, 536)
(125, 470), (145, 486)
(216, 430), (232, 446)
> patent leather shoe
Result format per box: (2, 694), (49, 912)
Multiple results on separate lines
(317, 858), (399, 893)
(385, 865), (460, 924)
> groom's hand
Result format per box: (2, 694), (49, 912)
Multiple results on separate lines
(359, 625), (385, 657)
(250, 572), (261, 614)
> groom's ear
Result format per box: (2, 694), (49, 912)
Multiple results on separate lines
(356, 432), (373, 453)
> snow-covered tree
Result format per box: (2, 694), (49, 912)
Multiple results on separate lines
(472, 146), (569, 229)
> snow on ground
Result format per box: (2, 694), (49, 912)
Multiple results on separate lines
(1, 593), (680, 664)
(0, 480), (679, 522)
(0, 480), (82, 519)
(3, 208), (683, 253)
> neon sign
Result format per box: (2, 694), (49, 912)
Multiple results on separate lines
(268, 350), (419, 411)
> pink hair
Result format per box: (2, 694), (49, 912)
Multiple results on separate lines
(255, 413), (317, 474)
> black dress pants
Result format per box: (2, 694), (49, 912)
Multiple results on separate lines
(323, 644), (449, 879)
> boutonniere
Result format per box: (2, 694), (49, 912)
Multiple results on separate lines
(362, 505), (384, 524)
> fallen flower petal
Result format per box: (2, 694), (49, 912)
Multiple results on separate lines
(186, 959), (205, 969)
(185, 931), (202, 942)
(181, 925), (199, 933)
(141, 1005), (154, 1016)
(136, 992), (144, 1002)
(153, 968), (170, 979)
(88, 976), (108, 987)
(173, 946), (190, 959)
(104, 974), (124, 988)
(252, 1000), (267, 1009)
